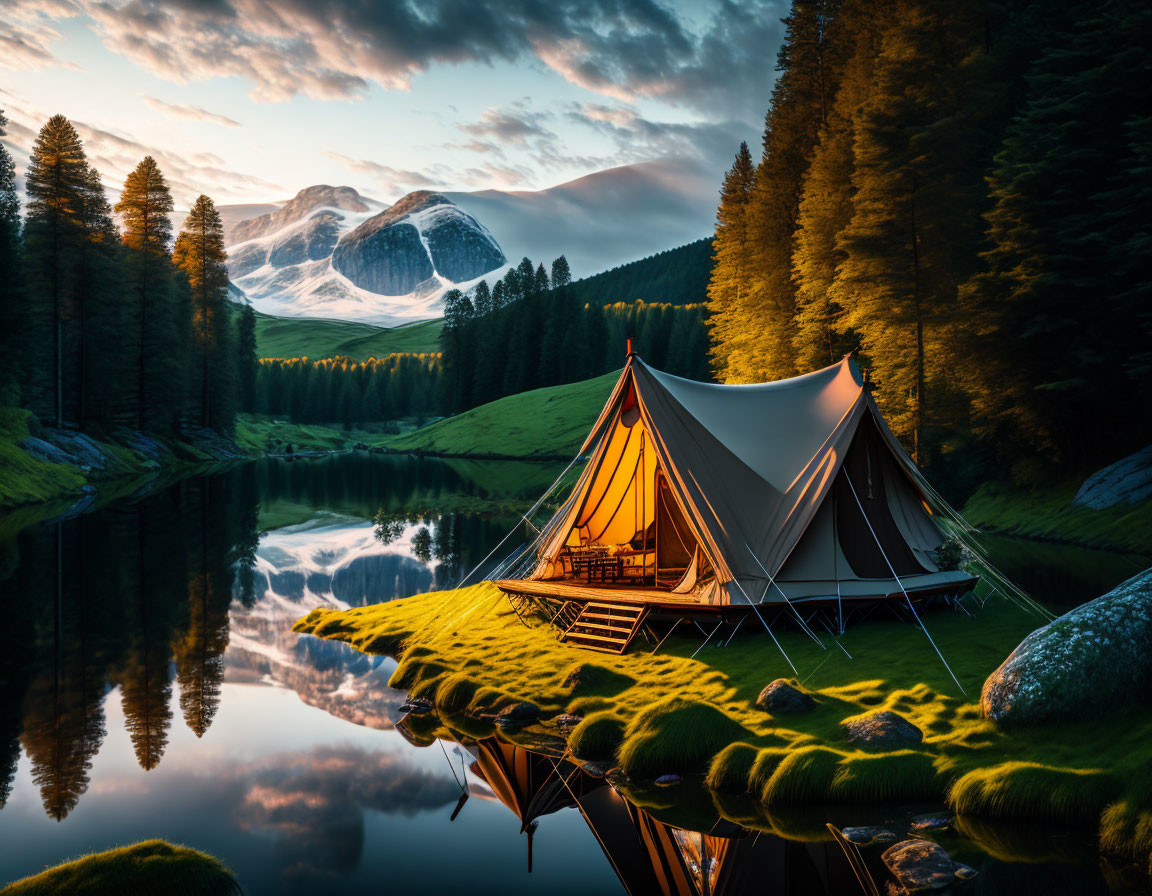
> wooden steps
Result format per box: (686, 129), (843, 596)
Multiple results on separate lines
(559, 601), (649, 654)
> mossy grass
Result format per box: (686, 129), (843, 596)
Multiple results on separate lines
(569, 711), (627, 760)
(294, 581), (1152, 859)
(0, 408), (88, 506)
(0, 840), (241, 896)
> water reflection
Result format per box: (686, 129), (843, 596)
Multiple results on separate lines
(0, 457), (519, 824)
(0, 455), (1148, 894)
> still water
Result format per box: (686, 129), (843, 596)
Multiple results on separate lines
(0, 454), (1148, 894)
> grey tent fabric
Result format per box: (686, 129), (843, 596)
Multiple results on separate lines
(526, 355), (974, 605)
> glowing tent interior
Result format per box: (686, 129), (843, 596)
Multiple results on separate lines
(495, 353), (978, 624)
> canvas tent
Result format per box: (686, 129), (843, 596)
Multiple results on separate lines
(497, 354), (976, 609)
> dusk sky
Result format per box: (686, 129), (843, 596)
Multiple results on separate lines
(1, 0), (786, 208)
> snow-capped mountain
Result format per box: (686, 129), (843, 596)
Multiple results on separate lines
(224, 515), (445, 730)
(224, 186), (507, 325)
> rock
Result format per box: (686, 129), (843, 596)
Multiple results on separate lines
(756, 679), (816, 714)
(881, 839), (958, 892)
(555, 713), (583, 730)
(952, 863), (977, 881)
(20, 436), (75, 466)
(909, 812), (951, 832)
(267, 211), (343, 267)
(842, 710), (923, 750)
(981, 568), (1152, 726)
(842, 826), (900, 847)
(496, 702), (540, 722)
(654, 774), (681, 787)
(400, 697), (434, 715)
(333, 191), (504, 295)
(1073, 445), (1152, 509)
(230, 185), (370, 244)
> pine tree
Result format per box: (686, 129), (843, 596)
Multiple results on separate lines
(116, 157), (184, 432)
(736, 0), (846, 383)
(0, 110), (22, 406)
(791, 2), (878, 369)
(24, 115), (91, 426)
(236, 304), (258, 412)
(551, 255), (572, 288)
(534, 262), (550, 295)
(174, 195), (234, 432)
(706, 142), (756, 379)
(473, 279), (492, 315)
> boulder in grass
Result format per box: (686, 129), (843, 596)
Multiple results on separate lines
(842, 710), (923, 750)
(654, 774), (681, 787)
(756, 679), (816, 715)
(495, 702), (540, 728)
(981, 569), (1152, 726)
(882, 839), (968, 892)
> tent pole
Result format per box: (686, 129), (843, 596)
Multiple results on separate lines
(732, 578), (799, 677)
(843, 473), (966, 696)
(456, 446), (587, 588)
(742, 542), (825, 648)
(690, 620), (725, 659)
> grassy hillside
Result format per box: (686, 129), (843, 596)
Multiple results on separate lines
(254, 311), (442, 360)
(379, 370), (619, 458)
(0, 409), (87, 506)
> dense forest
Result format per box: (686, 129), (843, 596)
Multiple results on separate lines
(565, 238), (711, 307)
(253, 353), (443, 427)
(0, 112), (258, 438)
(707, 0), (1151, 488)
(440, 254), (710, 414)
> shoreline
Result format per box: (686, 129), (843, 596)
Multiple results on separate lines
(293, 580), (1152, 871)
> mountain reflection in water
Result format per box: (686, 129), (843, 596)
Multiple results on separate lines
(0, 455), (1147, 894)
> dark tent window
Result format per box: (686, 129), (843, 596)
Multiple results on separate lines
(835, 416), (927, 579)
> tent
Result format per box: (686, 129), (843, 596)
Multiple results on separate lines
(496, 353), (977, 611)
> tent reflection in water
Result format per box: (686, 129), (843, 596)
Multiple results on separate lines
(464, 739), (866, 896)
(495, 352), (977, 650)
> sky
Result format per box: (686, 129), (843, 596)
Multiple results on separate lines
(0, 0), (784, 210)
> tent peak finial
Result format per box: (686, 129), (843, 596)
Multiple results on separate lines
(626, 337), (635, 358)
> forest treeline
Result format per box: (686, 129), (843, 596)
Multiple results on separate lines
(565, 238), (712, 307)
(440, 255), (710, 414)
(0, 112), (258, 437)
(253, 353), (443, 427)
(708, 0), (1152, 486)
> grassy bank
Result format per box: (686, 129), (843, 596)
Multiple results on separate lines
(254, 311), (441, 360)
(963, 479), (1152, 555)
(0, 840), (240, 895)
(295, 582), (1152, 864)
(0, 409), (87, 506)
(378, 370), (619, 458)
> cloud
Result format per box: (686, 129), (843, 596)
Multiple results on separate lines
(0, 1), (82, 72)
(141, 95), (242, 127)
(0, 88), (280, 205)
(571, 102), (745, 166)
(18, 0), (784, 120)
(323, 151), (446, 197)
(460, 104), (554, 146)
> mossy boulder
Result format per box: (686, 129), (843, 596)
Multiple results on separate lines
(841, 710), (923, 750)
(756, 679), (815, 715)
(981, 568), (1152, 726)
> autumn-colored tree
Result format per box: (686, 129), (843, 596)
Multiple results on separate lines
(706, 141), (756, 379)
(174, 194), (235, 431)
(116, 156), (186, 432)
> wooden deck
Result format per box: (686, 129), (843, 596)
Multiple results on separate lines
(493, 578), (702, 607)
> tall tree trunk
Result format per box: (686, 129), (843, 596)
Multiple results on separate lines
(910, 177), (925, 464)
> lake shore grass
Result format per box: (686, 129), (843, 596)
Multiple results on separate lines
(962, 478), (1152, 555)
(294, 581), (1152, 865)
(0, 840), (241, 896)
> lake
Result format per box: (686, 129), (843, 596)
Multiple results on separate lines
(0, 454), (1148, 894)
